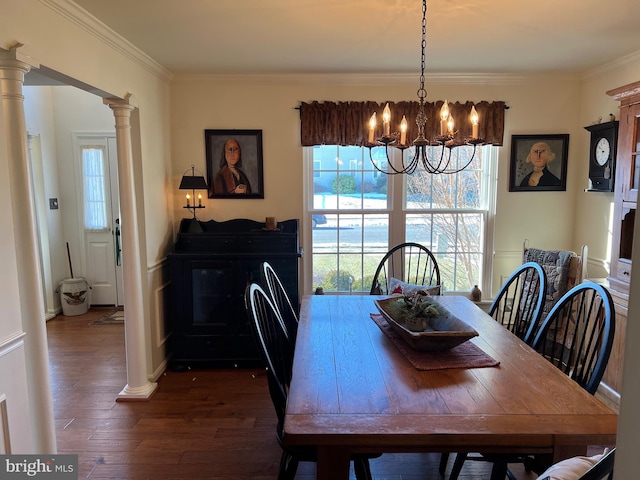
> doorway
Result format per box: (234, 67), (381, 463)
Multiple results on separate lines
(74, 134), (124, 306)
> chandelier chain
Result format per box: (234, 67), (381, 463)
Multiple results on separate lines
(418, 0), (427, 103)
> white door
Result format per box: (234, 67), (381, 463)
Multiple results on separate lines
(77, 135), (123, 306)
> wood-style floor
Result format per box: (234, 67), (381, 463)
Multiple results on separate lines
(47, 307), (539, 479)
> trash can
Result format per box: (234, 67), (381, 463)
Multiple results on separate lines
(59, 277), (89, 316)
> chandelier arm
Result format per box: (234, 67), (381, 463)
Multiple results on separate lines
(368, 147), (405, 175)
(419, 145), (447, 174)
(441, 145), (478, 174)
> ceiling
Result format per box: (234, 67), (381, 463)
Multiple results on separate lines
(69, 0), (640, 76)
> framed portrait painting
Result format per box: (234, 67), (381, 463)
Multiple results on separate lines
(205, 129), (264, 198)
(509, 134), (569, 192)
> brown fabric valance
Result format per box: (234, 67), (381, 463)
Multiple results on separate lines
(300, 100), (506, 147)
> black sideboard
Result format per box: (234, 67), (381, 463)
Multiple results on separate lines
(168, 218), (301, 369)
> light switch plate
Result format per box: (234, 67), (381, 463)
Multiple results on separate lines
(49, 198), (58, 210)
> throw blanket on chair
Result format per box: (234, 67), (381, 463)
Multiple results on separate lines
(523, 248), (575, 322)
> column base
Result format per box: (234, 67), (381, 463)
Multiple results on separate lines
(116, 381), (158, 401)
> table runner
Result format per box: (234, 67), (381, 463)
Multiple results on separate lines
(370, 313), (500, 370)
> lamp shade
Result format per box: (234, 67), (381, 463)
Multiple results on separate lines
(179, 175), (208, 190)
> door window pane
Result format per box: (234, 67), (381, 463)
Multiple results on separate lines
(82, 146), (108, 231)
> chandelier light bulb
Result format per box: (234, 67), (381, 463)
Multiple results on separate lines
(368, 112), (377, 143)
(382, 103), (391, 136)
(400, 116), (408, 145)
(470, 105), (479, 139)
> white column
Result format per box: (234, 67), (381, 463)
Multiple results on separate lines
(0, 45), (56, 452)
(104, 95), (158, 400)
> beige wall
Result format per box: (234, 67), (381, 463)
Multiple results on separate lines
(171, 73), (587, 296)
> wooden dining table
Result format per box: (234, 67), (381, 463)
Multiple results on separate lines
(283, 294), (618, 480)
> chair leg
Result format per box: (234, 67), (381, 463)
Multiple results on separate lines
(353, 457), (372, 480)
(448, 453), (467, 480)
(439, 453), (449, 476)
(278, 451), (299, 480)
(489, 460), (508, 480)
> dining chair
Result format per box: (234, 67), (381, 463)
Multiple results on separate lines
(536, 447), (615, 480)
(577, 447), (615, 480)
(369, 242), (441, 295)
(531, 281), (615, 394)
(260, 261), (299, 349)
(443, 281), (615, 480)
(439, 262), (547, 478)
(489, 261), (547, 344)
(244, 283), (377, 480)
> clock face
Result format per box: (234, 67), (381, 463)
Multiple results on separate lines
(595, 137), (611, 166)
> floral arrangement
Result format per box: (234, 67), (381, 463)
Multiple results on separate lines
(386, 292), (448, 331)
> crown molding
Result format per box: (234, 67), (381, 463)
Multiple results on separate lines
(172, 72), (534, 86)
(39, 0), (173, 82)
(582, 49), (640, 80)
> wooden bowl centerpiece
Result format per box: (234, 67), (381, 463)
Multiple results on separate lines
(374, 294), (478, 352)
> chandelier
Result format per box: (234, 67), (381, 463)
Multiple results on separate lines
(366, 0), (483, 175)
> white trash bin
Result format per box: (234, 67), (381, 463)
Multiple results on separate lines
(59, 277), (89, 316)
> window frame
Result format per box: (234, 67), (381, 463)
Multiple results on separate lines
(302, 145), (497, 296)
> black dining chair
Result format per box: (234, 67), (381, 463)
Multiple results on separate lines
(244, 283), (378, 480)
(369, 242), (441, 295)
(531, 281), (615, 394)
(536, 447), (615, 480)
(577, 447), (615, 480)
(488, 261), (547, 344)
(260, 261), (299, 349)
(443, 281), (616, 480)
(439, 262), (548, 478)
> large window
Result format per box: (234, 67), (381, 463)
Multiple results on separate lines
(305, 144), (497, 294)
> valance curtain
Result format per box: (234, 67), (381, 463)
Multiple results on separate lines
(300, 100), (506, 147)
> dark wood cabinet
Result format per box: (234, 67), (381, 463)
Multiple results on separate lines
(168, 218), (301, 369)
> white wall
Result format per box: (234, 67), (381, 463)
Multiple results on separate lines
(24, 85), (118, 312)
(0, 0), (174, 450)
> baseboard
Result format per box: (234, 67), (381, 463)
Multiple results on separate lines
(596, 382), (620, 413)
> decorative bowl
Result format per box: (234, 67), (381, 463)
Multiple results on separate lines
(374, 297), (479, 352)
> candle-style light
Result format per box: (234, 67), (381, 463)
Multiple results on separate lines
(400, 116), (408, 145)
(440, 100), (450, 136)
(382, 103), (391, 136)
(470, 105), (479, 139)
(368, 112), (376, 143)
(179, 164), (208, 221)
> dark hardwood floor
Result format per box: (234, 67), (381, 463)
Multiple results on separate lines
(46, 307), (538, 479)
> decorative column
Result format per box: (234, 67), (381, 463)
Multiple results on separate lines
(0, 45), (56, 452)
(104, 95), (158, 400)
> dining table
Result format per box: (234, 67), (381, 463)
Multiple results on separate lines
(283, 294), (618, 480)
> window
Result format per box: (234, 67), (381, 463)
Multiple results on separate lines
(305, 144), (497, 294)
(81, 145), (109, 231)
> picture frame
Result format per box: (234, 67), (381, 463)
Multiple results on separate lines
(205, 129), (264, 198)
(509, 134), (569, 192)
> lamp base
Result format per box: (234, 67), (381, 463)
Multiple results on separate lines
(186, 218), (203, 233)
